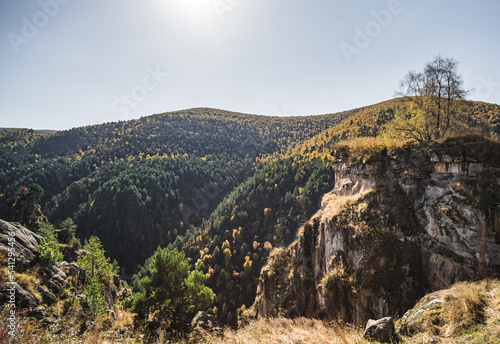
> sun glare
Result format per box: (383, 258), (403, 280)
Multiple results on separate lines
(167, 0), (215, 24)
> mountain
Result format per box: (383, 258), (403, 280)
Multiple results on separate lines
(0, 107), (349, 275)
(1, 99), (499, 329)
(0, 128), (56, 135)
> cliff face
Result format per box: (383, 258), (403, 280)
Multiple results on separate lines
(253, 137), (500, 325)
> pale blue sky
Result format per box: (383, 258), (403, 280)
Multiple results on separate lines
(1, 0), (499, 130)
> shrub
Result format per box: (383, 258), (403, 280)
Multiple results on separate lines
(37, 224), (63, 266)
(83, 278), (106, 315)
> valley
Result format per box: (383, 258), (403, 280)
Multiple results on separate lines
(1, 98), (499, 342)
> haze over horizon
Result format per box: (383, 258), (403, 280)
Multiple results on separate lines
(1, 0), (499, 130)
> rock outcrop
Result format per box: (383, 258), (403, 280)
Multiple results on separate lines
(0, 219), (43, 271)
(43, 265), (69, 296)
(58, 261), (86, 287)
(363, 317), (395, 343)
(0, 220), (130, 316)
(398, 291), (445, 335)
(253, 137), (500, 325)
(0, 282), (38, 310)
(4, 186), (48, 231)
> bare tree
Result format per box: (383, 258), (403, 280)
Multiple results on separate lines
(393, 55), (468, 141)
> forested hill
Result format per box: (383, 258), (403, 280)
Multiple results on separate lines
(0, 128), (56, 135)
(1, 99), (499, 326)
(0, 107), (349, 274)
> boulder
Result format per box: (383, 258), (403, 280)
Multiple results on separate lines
(191, 311), (221, 332)
(399, 292), (445, 335)
(43, 265), (68, 295)
(38, 285), (57, 305)
(0, 220), (43, 271)
(0, 282), (38, 310)
(58, 261), (86, 287)
(363, 317), (395, 343)
(32, 306), (47, 319)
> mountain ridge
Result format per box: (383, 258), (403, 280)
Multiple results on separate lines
(1, 98), (499, 328)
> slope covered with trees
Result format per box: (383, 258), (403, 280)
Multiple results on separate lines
(170, 153), (335, 324)
(1, 97), (499, 328)
(0, 108), (349, 274)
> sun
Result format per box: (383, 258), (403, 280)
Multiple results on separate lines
(167, 0), (214, 18)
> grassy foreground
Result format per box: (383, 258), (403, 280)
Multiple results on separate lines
(2, 279), (499, 343)
(191, 317), (369, 344)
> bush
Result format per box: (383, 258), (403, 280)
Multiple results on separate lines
(77, 236), (117, 287)
(37, 224), (63, 266)
(38, 240), (64, 266)
(82, 278), (106, 315)
(63, 295), (79, 315)
(59, 217), (77, 244)
(132, 247), (213, 320)
(28, 183), (44, 199)
(70, 237), (82, 250)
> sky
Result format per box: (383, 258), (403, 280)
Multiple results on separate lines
(1, 0), (499, 130)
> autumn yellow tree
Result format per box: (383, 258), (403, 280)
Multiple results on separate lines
(390, 55), (468, 141)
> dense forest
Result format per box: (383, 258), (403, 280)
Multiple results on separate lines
(1, 99), (499, 326)
(0, 107), (349, 274)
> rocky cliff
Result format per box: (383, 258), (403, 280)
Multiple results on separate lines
(253, 136), (500, 325)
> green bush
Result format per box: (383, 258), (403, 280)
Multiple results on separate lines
(37, 224), (63, 266)
(77, 236), (118, 286)
(132, 247), (213, 320)
(70, 237), (82, 250)
(63, 295), (79, 315)
(82, 278), (106, 315)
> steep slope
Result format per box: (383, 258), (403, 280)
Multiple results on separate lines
(253, 136), (500, 325)
(166, 153), (335, 324)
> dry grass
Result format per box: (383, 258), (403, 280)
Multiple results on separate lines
(13, 267), (43, 304)
(111, 308), (135, 332)
(402, 279), (500, 344)
(3, 280), (499, 343)
(332, 136), (409, 162)
(0, 306), (140, 343)
(189, 317), (370, 344)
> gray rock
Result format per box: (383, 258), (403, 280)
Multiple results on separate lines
(0, 282), (38, 310)
(0, 220), (43, 271)
(43, 265), (68, 295)
(38, 285), (57, 305)
(43, 317), (57, 325)
(363, 317), (395, 343)
(32, 306), (47, 319)
(58, 261), (86, 287)
(399, 293), (444, 335)
(106, 309), (116, 322)
(191, 311), (220, 332)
